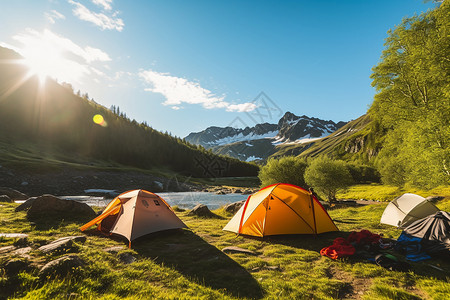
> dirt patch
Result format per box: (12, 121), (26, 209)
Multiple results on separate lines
(328, 266), (372, 299)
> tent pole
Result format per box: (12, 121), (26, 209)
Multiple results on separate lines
(309, 188), (317, 235)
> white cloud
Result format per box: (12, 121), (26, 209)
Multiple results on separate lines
(139, 70), (257, 112)
(69, 0), (124, 31)
(92, 0), (113, 11)
(45, 10), (66, 24)
(11, 28), (111, 83)
(13, 29), (111, 64)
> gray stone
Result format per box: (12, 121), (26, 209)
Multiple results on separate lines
(0, 195), (12, 202)
(188, 204), (216, 218)
(39, 255), (84, 277)
(15, 197), (36, 212)
(26, 194), (96, 220)
(222, 246), (257, 256)
(103, 246), (126, 254)
(223, 200), (245, 214)
(118, 252), (136, 264)
(4, 259), (29, 276)
(38, 236), (86, 254)
(233, 189), (242, 193)
(0, 188), (28, 200)
(0, 245), (16, 254)
(13, 247), (32, 256)
(242, 189), (253, 195)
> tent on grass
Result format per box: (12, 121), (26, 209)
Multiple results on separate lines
(380, 193), (439, 228)
(223, 183), (338, 237)
(80, 189), (187, 246)
(401, 211), (450, 255)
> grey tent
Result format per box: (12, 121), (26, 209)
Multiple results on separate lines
(403, 211), (450, 255)
(380, 193), (439, 228)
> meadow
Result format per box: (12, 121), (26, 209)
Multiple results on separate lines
(0, 191), (449, 299)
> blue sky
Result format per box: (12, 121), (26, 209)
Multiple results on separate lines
(0, 0), (437, 137)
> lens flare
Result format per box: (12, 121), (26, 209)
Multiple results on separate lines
(93, 114), (107, 127)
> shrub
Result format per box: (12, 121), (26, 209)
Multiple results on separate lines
(304, 157), (354, 201)
(258, 156), (308, 188)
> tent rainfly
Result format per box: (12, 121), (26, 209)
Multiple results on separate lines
(402, 211), (450, 255)
(80, 189), (187, 247)
(380, 193), (439, 228)
(223, 183), (338, 237)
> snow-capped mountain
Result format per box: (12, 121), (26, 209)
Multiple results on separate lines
(184, 112), (346, 162)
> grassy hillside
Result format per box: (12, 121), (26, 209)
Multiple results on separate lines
(0, 47), (258, 178)
(0, 197), (449, 299)
(271, 114), (379, 163)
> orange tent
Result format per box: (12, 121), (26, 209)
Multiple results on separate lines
(80, 189), (187, 246)
(223, 183), (338, 237)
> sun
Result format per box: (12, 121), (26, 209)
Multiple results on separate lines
(20, 40), (64, 83)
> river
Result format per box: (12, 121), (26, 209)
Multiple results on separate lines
(55, 192), (248, 210)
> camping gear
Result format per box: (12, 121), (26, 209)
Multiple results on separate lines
(223, 183), (338, 237)
(395, 232), (431, 261)
(80, 189), (187, 246)
(401, 211), (450, 256)
(320, 237), (356, 259)
(375, 254), (411, 272)
(320, 230), (381, 260)
(380, 193), (439, 228)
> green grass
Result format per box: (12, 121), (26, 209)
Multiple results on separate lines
(337, 184), (450, 202)
(1, 197), (449, 299)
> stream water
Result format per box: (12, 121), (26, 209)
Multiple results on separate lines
(55, 192), (248, 210)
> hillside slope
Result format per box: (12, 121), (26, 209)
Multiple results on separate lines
(0, 46), (258, 178)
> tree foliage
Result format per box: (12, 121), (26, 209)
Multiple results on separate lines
(370, 2), (450, 188)
(258, 156), (308, 188)
(304, 157), (354, 202)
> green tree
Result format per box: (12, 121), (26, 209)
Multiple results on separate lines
(258, 156), (308, 188)
(370, 2), (450, 188)
(304, 157), (354, 202)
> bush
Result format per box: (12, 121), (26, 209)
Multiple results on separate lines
(258, 156), (308, 188)
(347, 163), (380, 184)
(304, 157), (354, 201)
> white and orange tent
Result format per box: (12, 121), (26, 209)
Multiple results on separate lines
(223, 183), (338, 237)
(80, 189), (187, 246)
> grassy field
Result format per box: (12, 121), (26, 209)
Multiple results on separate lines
(0, 197), (449, 299)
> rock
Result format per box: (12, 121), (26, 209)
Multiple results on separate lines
(215, 190), (226, 195)
(0, 233), (28, 239)
(15, 197), (36, 212)
(242, 189), (253, 195)
(118, 252), (136, 264)
(188, 204), (216, 218)
(222, 246), (257, 256)
(103, 246), (126, 254)
(13, 247), (32, 256)
(233, 189), (242, 193)
(0, 245), (16, 254)
(4, 259), (29, 276)
(21, 181), (28, 186)
(38, 236), (86, 254)
(0, 195), (12, 202)
(0, 187), (28, 200)
(223, 200), (245, 214)
(26, 194), (96, 221)
(39, 255), (84, 277)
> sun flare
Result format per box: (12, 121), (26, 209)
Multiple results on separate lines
(20, 41), (64, 83)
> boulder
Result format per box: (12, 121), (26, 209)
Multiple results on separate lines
(223, 200), (245, 214)
(0, 195), (12, 203)
(38, 236), (86, 254)
(233, 189), (242, 194)
(103, 246), (126, 254)
(26, 194), (96, 221)
(15, 197), (36, 212)
(0, 188), (28, 200)
(4, 259), (29, 276)
(188, 204), (216, 218)
(39, 255), (84, 278)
